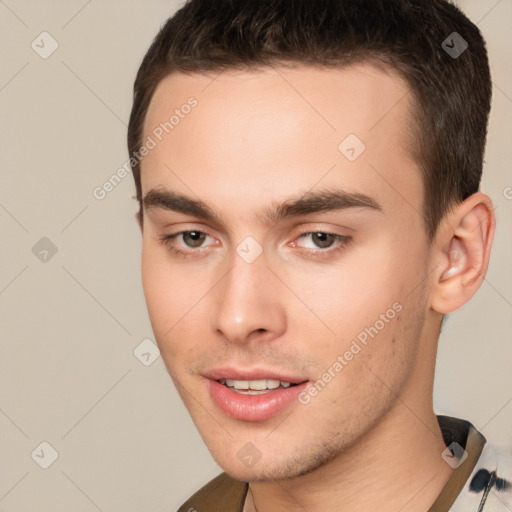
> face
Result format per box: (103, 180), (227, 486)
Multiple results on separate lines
(140, 64), (434, 481)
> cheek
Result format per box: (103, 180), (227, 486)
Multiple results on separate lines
(141, 245), (188, 347)
(141, 246), (170, 327)
(280, 249), (399, 340)
(278, 237), (427, 374)
(141, 243), (215, 373)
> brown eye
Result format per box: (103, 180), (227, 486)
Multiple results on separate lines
(182, 231), (207, 247)
(310, 232), (336, 249)
(294, 232), (352, 256)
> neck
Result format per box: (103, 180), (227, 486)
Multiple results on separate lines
(245, 406), (452, 512)
(244, 320), (451, 512)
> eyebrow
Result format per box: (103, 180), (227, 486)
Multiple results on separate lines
(142, 187), (382, 226)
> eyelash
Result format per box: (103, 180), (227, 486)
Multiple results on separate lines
(158, 231), (352, 260)
(295, 232), (352, 259)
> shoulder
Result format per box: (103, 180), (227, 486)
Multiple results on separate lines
(177, 472), (248, 512)
(451, 442), (512, 511)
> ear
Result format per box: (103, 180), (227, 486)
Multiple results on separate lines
(134, 199), (143, 232)
(135, 211), (143, 231)
(430, 192), (496, 314)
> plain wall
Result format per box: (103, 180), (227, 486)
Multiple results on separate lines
(1, 1), (511, 510)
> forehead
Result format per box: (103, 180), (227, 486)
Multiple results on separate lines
(144, 63), (413, 140)
(141, 63), (422, 226)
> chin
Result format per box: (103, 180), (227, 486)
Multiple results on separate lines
(212, 443), (342, 483)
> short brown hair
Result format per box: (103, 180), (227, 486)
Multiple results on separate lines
(128, 0), (491, 239)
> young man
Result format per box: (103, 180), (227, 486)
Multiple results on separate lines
(127, 1), (510, 510)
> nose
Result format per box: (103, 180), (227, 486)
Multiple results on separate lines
(209, 251), (287, 345)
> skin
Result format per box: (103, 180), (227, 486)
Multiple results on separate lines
(138, 64), (495, 512)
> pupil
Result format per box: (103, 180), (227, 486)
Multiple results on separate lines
(313, 232), (333, 248)
(184, 231), (205, 247)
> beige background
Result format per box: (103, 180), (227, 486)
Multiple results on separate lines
(0, 1), (511, 510)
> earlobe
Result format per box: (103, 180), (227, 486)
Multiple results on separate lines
(431, 192), (495, 314)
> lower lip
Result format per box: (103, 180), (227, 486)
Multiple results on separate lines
(208, 380), (308, 422)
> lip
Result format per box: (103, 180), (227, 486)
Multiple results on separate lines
(203, 367), (307, 384)
(204, 367), (309, 422)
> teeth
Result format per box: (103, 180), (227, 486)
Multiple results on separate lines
(225, 379), (248, 389)
(219, 379), (293, 390)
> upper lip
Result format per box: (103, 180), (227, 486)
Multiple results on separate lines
(203, 367), (308, 384)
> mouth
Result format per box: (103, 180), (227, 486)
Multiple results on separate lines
(217, 378), (298, 395)
(205, 370), (309, 422)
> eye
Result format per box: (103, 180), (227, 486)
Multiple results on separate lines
(179, 231), (207, 248)
(295, 232), (350, 250)
(158, 230), (217, 257)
